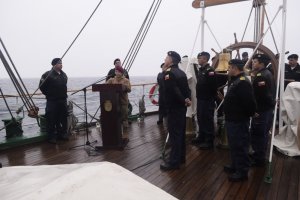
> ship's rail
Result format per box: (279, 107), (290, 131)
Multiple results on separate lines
(0, 82), (159, 134)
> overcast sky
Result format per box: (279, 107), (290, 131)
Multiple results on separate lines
(0, 0), (299, 78)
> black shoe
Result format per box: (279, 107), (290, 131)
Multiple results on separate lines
(250, 159), (265, 167)
(228, 172), (248, 182)
(160, 162), (180, 171)
(224, 165), (235, 174)
(198, 142), (213, 150)
(180, 158), (186, 164)
(191, 137), (203, 145)
(47, 138), (57, 144)
(57, 135), (69, 141)
(157, 120), (163, 125)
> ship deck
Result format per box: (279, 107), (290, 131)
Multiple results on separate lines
(0, 114), (299, 200)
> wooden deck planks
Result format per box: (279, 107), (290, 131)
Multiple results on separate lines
(0, 114), (299, 200)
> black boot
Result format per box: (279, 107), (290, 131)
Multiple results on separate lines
(198, 142), (213, 150)
(223, 165), (235, 174)
(228, 171), (248, 182)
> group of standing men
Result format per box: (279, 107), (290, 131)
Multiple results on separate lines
(157, 50), (299, 182)
(39, 57), (131, 144)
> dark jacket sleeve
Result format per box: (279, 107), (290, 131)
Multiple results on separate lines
(106, 69), (115, 81)
(39, 71), (49, 95)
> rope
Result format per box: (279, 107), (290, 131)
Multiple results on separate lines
(123, 0), (163, 73)
(262, 1), (279, 54)
(61, 0), (104, 59)
(0, 37), (37, 112)
(205, 21), (222, 51)
(190, 11), (203, 57)
(122, 0), (156, 69)
(126, 0), (163, 72)
(241, 5), (254, 42)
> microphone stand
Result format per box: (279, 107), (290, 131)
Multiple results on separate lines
(69, 76), (107, 153)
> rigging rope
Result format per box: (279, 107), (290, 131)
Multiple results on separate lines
(261, 1), (279, 54)
(0, 37), (37, 112)
(123, 0), (163, 73)
(0, 46), (32, 114)
(61, 0), (104, 59)
(190, 11), (203, 57)
(241, 5), (254, 42)
(126, 0), (163, 72)
(122, 0), (156, 70)
(205, 21), (222, 51)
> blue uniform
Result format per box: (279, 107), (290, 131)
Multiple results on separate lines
(223, 73), (256, 175)
(40, 69), (68, 141)
(196, 64), (217, 145)
(163, 64), (191, 167)
(251, 68), (275, 164)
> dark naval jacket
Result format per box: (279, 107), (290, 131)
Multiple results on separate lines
(196, 64), (217, 100)
(285, 63), (300, 82)
(163, 64), (191, 109)
(223, 73), (256, 122)
(252, 68), (275, 112)
(39, 69), (68, 101)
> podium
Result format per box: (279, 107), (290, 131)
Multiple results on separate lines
(92, 84), (127, 149)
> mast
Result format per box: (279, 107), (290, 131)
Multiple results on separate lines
(192, 0), (251, 51)
(279, 0), (287, 130)
(253, 0), (266, 43)
(200, 2), (205, 51)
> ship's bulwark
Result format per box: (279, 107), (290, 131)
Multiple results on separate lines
(0, 114), (299, 199)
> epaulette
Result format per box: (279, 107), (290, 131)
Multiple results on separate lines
(166, 68), (171, 72)
(256, 73), (261, 76)
(240, 77), (245, 80)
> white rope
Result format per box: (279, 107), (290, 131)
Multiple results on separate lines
(190, 11), (203, 58)
(205, 21), (222, 51)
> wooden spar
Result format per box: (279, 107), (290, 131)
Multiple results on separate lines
(192, 0), (250, 8)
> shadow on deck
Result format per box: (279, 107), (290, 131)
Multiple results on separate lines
(0, 114), (299, 200)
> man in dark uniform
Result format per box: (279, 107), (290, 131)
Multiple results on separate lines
(284, 54), (300, 88)
(39, 58), (68, 144)
(160, 51), (191, 171)
(157, 63), (167, 124)
(250, 54), (275, 166)
(192, 51), (217, 149)
(223, 59), (256, 182)
(106, 58), (130, 81)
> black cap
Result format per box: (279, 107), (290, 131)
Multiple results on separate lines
(229, 59), (244, 70)
(242, 52), (248, 57)
(252, 54), (270, 66)
(197, 51), (210, 61)
(51, 58), (62, 66)
(113, 58), (120, 65)
(167, 51), (181, 64)
(288, 54), (298, 60)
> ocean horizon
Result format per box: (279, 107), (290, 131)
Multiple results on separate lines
(0, 76), (158, 137)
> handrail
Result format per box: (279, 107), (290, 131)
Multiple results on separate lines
(0, 82), (158, 98)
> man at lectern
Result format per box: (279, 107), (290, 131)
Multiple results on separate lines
(106, 66), (131, 129)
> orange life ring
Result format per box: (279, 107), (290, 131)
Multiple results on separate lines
(149, 84), (159, 105)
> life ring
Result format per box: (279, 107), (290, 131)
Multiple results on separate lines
(149, 84), (159, 105)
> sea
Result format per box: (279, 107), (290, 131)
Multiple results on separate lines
(0, 76), (158, 137)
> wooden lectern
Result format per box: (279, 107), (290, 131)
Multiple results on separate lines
(92, 84), (127, 150)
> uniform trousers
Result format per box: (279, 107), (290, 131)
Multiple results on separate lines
(46, 99), (68, 140)
(226, 120), (250, 174)
(167, 107), (187, 166)
(251, 109), (273, 162)
(197, 99), (215, 143)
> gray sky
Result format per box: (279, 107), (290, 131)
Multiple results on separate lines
(0, 0), (299, 78)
